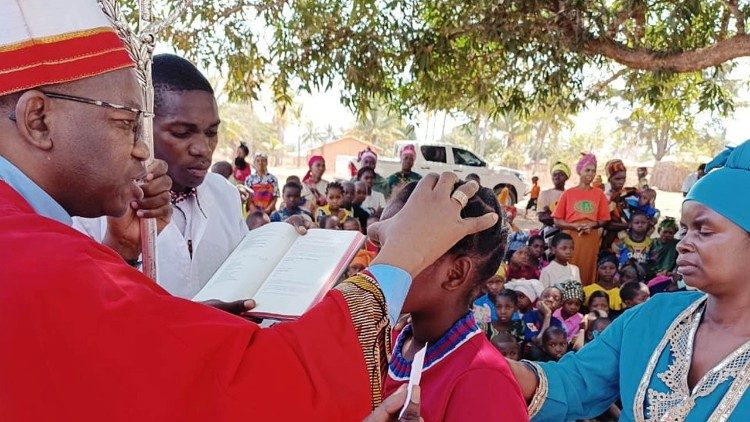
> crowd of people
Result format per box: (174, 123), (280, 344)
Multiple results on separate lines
(3, 2), (749, 420)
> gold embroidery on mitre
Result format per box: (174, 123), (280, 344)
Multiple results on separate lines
(0, 27), (116, 53)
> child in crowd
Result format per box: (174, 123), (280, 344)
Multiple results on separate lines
(611, 281), (650, 319)
(583, 254), (623, 311)
(649, 217), (679, 277)
(504, 279), (543, 318)
(527, 235), (548, 271)
(624, 188), (660, 222)
(245, 210), (270, 230)
(611, 211), (654, 268)
(491, 332), (521, 361)
(553, 280), (585, 343)
(281, 175), (311, 213)
(270, 182), (313, 222)
(524, 176), (541, 218)
(521, 286), (564, 345)
(466, 173), (481, 184)
(504, 207), (530, 260)
(585, 290), (611, 315)
(530, 326), (568, 362)
(507, 247), (540, 280)
(357, 167), (386, 217)
(620, 281), (650, 308)
(482, 289), (525, 344)
(540, 232), (581, 288)
(619, 259), (647, 285)
(342, 218), (361, 232)
(320, 215), (341, 230)
(473, 264), (507, 324)
(210, 161), (233, 179)
(382, 182), (527, 421)
(316, 182), (352, 225)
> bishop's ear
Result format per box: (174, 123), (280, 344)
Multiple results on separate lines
(14, 90), (54, 151)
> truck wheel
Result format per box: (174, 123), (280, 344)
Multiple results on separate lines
(492, 184), (518, 205)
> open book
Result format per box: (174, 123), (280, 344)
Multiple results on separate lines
(192, 223), (365, 320)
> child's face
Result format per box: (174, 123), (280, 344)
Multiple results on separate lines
(562, 298), (582, 316)
(589, 297), (610, 313)
(342, 184), (355, 208)
(640, 191), (656, 206)
(529, 240), (545, 260)
(619, 267), (639, 284)
(494, 296), (517, 323)
(497, 341), (520, 361)
(532, 177), (539, 184)
(327, 188), (343, 211)
(324, 216), (341, 230)
(587, 319), (611, 342)
(544, 334), (568, 359)
(598, 262), (617, 283)
(485, 276), (505, 296)
(283, 187), (301, 209)
(511, 248), (530, 266)
(626, 286), (650, 307)
(354, 183), (368, 205)
(540, 288), (562, 311)
(552, 170), (568, 189)
(630, 214), (649, 235)
(361, 172), (375, 189)
(659, 228), (676, 243)
(553, 240), (574, 263)
(342, 220), (360, 231)
(516, 292), (532, 312)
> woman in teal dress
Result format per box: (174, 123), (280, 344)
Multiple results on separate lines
(510, 141), (750, 421)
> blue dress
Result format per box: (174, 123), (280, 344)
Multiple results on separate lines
(530, 291), (750, 421)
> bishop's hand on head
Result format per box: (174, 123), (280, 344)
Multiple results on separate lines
(368, 172), (498, 277)
(103, 159), (172, 261)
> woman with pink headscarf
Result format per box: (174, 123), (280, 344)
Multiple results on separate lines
(552, 153), (610, 285)
(386, 144), (422, 191)
(301, 155), (329, 208)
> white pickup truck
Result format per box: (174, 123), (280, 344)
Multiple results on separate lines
(339, 141), (530, 203)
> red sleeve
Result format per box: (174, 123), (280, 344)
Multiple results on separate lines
(596, 190), (611, 221)
(1, 214), (371, 421)
(551, 189), (569, 220)
(443, 368), (528, 422)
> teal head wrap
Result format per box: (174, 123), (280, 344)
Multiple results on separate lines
(685, 140), (750, 232)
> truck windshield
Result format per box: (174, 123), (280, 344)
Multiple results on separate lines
(452, 148), (486, 167)
(421, 146), (447, 163)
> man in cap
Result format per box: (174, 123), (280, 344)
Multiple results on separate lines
(0, 1), (495, 419)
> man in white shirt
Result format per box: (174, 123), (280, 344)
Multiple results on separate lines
(75, 54), (247, 299)
(681, 163), (706, 197)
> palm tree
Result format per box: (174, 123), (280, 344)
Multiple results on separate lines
(345, 105), (407, 150)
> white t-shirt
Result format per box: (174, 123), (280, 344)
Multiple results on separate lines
(682, 172), (699, 194)
(540, 260), (582, 288)
(361, 190), (387, 215)
(74, 172), (248, 299)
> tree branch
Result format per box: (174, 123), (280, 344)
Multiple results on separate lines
(721, 0), (746, 34)
(581, 34), (750, 72)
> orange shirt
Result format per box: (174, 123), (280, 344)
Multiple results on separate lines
(530, 183), (541, 199)
(552, 186), (610, 223)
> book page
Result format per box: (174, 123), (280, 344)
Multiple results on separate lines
(191, 223), (299, 302)
(250, 229), (364, 318)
